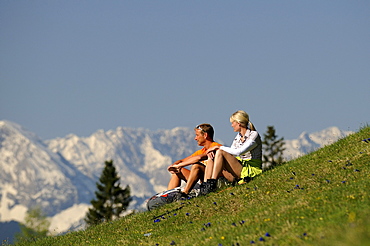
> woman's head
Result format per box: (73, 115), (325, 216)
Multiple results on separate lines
(230, 110), (256, 131)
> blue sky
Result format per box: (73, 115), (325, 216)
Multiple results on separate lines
(1, 1), (369, 143)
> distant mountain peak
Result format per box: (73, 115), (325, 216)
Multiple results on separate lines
(284, 126), (353, 160)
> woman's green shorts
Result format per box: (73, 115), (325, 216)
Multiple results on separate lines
(236, 157), (262, 183)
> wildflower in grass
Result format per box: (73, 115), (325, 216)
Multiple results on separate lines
(232, 222), (237, 226)
(239, 220), (245, 225)
(259, 237), (265, 241)
(355, 169), (360, 172)
(230, 192), (234, 195)
(312, 173), (315, 176)
(265, 232), (271, 237)
(221, 236), (225, 239)
(213, 202), (217, 205)
(170, 240), (176, 245)
(325, 179), (330, 183)
(154, 219), (161, 223)
(173, 213), (177, 216)
(346, 161), (353, 166)
(342, 181), (346, 183)
(328, 160), (332, 162)
(186, 213), (190, 216)
(250, 240), (255, 244)
(205, 222), (211, 227)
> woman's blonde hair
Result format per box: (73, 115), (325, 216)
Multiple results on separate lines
(230, 110), (256, 131)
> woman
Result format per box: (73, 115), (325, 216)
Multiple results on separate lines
(201, 110), (262, 195)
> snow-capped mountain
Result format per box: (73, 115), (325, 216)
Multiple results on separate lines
(0, 120), (353, 242)
(284, 127), (353, 160)
(0, 121), (94, 219)
(0, 120), (200, 238)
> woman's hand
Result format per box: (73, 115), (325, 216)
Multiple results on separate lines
(206, 146), (220, 160)
(207, 151), (215, 160)
(207, 146), (220, 153)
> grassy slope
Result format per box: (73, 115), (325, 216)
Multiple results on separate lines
(13, 127), (370, 246)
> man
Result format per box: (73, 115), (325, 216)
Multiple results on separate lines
(167, 123), (221, 197)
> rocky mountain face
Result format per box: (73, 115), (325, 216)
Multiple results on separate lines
(0, 120), (352, 241)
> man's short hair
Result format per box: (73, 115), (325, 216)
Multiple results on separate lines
(195, 123), (214, 140)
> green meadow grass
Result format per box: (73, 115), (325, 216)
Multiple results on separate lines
(12, 126), (370, 246)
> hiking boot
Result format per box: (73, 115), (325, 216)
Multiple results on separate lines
(217, 177), (233, 189)
(199, 179), (217, 196)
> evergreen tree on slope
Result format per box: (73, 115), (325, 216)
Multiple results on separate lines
(262, 126), (286, 170)
(85, 160), (132, 227)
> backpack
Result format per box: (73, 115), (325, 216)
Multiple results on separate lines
(146, 184), (202, 211)
(146, 187), (182, 211)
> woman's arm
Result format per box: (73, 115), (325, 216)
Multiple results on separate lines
(220, 131), (259, 156)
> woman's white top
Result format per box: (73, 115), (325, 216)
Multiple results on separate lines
(220, 129), (262, 160)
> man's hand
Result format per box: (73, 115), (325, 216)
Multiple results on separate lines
(168, 164), (181, 173)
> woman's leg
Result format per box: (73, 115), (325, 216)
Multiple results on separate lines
(211, 150), (243, 180)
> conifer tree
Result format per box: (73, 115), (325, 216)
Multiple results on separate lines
(85, 160), (132, 227)
(262, 126), (286, 169)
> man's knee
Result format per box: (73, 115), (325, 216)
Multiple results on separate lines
(191, 164), (205, 172)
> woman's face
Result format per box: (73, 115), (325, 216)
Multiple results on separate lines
(231, 121), (241, 132)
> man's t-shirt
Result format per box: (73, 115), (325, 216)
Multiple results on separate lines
(190, 142), (222, 165)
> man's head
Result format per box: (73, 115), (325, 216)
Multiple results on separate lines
(194, 123), (214, 146)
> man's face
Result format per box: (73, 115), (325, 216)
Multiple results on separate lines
(194, 129), (206, 146)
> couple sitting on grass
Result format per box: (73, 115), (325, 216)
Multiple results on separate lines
(167, 110), (262, 198)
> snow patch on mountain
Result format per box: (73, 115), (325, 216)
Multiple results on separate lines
(284, 126), (353, 160)
(0, 184), (27, 222)
(49, 203), (90, 234)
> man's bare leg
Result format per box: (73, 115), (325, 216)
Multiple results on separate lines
(167, 168), (190, 190)
(182, 164), (205, 194)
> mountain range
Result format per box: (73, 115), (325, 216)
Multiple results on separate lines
(0, 120), (353, 242)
